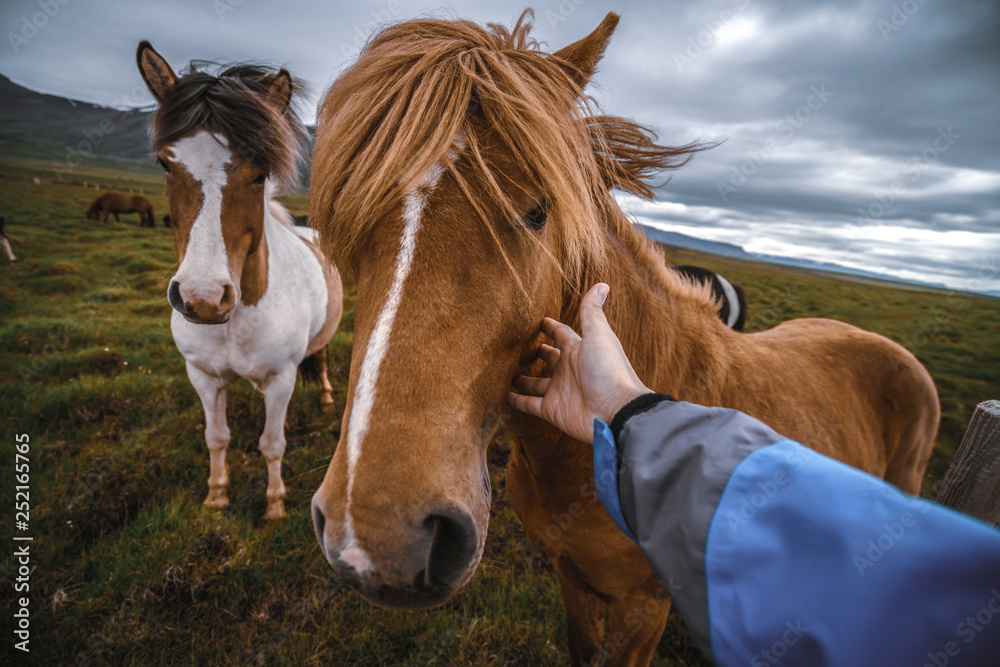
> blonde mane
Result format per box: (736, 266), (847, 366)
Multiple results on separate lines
(310, 10), (709, 298)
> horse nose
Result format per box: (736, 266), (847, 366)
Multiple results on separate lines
(312, 499), (327, 553)
(168, 278), (236, 321)
(313, 500), (479, 605)
(415, 506), (479, 592)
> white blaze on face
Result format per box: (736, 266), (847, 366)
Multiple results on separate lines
(169, 131), (236, 302)
(339, 162), (445, 573)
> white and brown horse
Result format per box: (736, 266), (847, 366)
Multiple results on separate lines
(671, 264), (747, 331)
(307, 13), (939, 664)
(137, 42), (343, 520)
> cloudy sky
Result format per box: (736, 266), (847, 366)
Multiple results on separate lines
(2, 0), (998, 292)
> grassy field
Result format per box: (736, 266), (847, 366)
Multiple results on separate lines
(2, 161), (998, 666)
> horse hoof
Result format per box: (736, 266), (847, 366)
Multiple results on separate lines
(263, 502), (286, 520)
(203, 494), (229, 509)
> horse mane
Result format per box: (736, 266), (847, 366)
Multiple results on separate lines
(310, 10), (711, 287)
(151, 62), (308, 190)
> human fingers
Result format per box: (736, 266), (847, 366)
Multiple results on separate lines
(506, 390), (543, 417)
(513, 375), (550, 397)
(579, 283), (612, 339)
(538, 343), (561, 368)
(540, 317), (581, 348)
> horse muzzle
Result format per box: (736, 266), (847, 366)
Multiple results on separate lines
(168, 278), (235, 324)
(311, 496), (482, 609)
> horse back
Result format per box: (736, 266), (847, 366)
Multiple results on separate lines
(725, 318), (938, 490)
(268, 200), (343, 356)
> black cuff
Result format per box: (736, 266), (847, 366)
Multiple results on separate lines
(609, 392), (676, 444)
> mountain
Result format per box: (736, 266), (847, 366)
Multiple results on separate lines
(0, 74), (155, 168)
(637, 226), (753, 260)
(0, 74), (318, 181)
(635, 223), (974, 293)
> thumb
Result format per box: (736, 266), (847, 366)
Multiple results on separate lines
(580, 283), (611, 338)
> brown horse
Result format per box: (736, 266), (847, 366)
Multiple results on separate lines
(308, 12), (939, 665)
(85, 191), (155, 227)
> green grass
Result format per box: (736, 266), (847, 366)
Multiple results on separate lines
(1, 164), (998, 665)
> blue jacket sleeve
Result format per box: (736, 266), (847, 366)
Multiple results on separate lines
(593, 396), (1000, 667)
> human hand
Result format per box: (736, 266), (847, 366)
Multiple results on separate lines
(506, 283), (651, 444)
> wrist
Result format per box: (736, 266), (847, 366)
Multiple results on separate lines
(601, 383), (652, 425)
(609, 392), (676, 444)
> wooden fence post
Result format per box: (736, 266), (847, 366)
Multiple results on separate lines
(935, 400), (1000, 527)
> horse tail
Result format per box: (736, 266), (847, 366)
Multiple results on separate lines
(147, 202), (154, 228)
(298, 353), (322, 385)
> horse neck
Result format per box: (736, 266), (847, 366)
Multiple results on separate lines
(510, 205), (730, 472)
(586, 208), (729, 400)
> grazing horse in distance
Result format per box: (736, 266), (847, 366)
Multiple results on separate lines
(670, 264), (747, 331)
(85, 191), (155, 227)
(137, 41), (343, 520)
(307, 12), (938, 665)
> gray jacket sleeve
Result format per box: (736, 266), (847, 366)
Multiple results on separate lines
(594, 395), (784, 656)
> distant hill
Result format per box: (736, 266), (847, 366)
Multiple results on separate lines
(635, 223), (980, 294)
(2, 73), (993, 297)
(637, 226), (753, 260)
(0, 74), (320, 183)
(0, 74), (155, 169)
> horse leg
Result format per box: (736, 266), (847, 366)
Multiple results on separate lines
(259, 369), (296, 520)
(186, 363), (232, 509)
(605, 586), (672, 666)
(555, 561), (610, 666)
(114, 212), (120, 222)
(314, 345), (335, 410)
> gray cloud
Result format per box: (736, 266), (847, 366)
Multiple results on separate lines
(2, 0), (997, 291)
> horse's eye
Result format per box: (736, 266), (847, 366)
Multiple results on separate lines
(252, 174), (267, 185)
(524, 202), (549, 230)
(156, 157), (171, 173)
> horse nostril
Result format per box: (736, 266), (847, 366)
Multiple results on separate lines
(312, 500), (327, 553)
(167, 280), (188, 315)
(417, 507), (478, 592)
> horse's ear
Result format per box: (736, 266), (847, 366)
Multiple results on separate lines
(551, 13), (620, 90)
(136, 41), (178, 103)
(265, 69), (294, 112)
